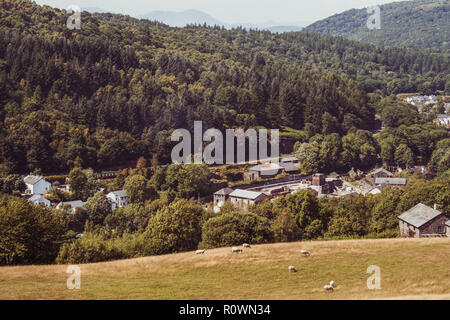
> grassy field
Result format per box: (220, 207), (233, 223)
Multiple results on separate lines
(0, 238), (449, 300)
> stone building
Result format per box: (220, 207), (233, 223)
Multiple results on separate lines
(398, 203), (448, 238)
(228, 189), (269, 210)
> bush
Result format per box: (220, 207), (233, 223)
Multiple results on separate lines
(201, 211), (273, 248)
(0, 196), (67, 265)
(145, 199), (205, 254)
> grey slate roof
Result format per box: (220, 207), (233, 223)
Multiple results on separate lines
(280, 156), (299, 163)
(58, 200), (86, 209)
(24, 175), (44, 185)
(214, 188), (234, 196)
(398, 203), (443, 228)
(29, 194), (43, 201)
(369, 168), (393, 176)
(229, 189), (264, 200)
(375, 177), (407, 185)
(280, 162), (300, 172)
(109, 190), (128, 197)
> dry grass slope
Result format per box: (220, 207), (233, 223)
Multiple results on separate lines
(0, 238), (449, 300)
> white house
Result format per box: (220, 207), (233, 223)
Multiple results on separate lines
(436, 114), (450, 126)
(29, 194), (51, 207)
(56, 200), (86, 214)
(107, 190), (129, 210)
(24, 175), (51, 195)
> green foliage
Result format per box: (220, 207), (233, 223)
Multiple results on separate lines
(164, 164), (212, 199)
(145, 199), (205, 254)
(84, 191), (111, 225)
(123, 174), (158, 204)
(305, 0), (450, 53)
(201, 211), (273, 248)
(0, 1), (447, 173)
(0, 196), (67, 265)
(104, 203), (152, 234)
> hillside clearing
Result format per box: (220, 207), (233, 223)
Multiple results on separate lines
(0, 238), (449, 300)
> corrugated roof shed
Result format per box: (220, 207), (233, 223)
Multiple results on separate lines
(375, 178), (407, 185)
(229, 189), (264, 200)
(398, 203), (443, 228)
(24, 175), (43, 185)
(280, 162), (300, 172)
(281, 156), (299, 163)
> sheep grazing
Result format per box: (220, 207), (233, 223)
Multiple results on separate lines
(324, 285), (333, 292)
(288, 266), (297, 273)
(195, 249), (206, 255)
(324, 281), (336, 292)
(300, 249), (310, 257)
(243, 243), (251, 248)
(232, 247), (243, 254)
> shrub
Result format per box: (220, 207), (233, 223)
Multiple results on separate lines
(201, 211), (273, 248)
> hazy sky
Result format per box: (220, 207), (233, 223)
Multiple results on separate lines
(35, 0), (402, 25)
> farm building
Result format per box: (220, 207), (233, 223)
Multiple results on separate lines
(375, 177), (407, 186)
(446, 220), (450, 237)
(23, 175), (51, 195)
(244, 163), (283, 181)
(213, 187), (234, 206)
(56, 200), (86, 214)
(280, 156), (299, 164)
(229, 189), (269, 210)
(28, 194), (51, 207)
(107, 190), (129, 210)
(398, 203), (448, 238)
(367, 168), (393, 185)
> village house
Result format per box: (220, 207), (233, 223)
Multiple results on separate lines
(23, 175), (51, 195)
(28, 194), (51, 207)
(279, 162), (300, 174)
(347, 168), (364, 180)
(398, 203), (448, 238)
(244, 163), (283, 181)
(435, 114), (450, 127)
(56, 200), (86, 214)
(375, 177), (407, 187)
(213, 187), (234, 206)
(228, 189), (269, 210)
(366, 168), (393, 185)
(280, 156), (299, 164)
(446, 220), (450, 237)
(107, 190), (129, 210)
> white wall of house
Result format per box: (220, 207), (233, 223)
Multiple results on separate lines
(26, 179), (51, 195)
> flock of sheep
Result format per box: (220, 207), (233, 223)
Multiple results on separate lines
(195, 245), (337, 293)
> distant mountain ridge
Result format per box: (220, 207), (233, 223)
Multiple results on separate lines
(138, 9), (303, 32)
(304, 0), (450, 53)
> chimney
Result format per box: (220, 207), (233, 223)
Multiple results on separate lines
(434, 203), (441, 211)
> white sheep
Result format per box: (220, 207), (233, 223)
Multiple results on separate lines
(300, 249), (310, 257)
(243, 243), (251, 248)
(324, 281), (336, 292)
(288, 266), (297, 273)
(232, 247), (243, 254)
(195, 249), (206, 255)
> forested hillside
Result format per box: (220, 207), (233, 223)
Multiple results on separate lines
(0, 0), (448, 173)
(305, 0), (450, 53)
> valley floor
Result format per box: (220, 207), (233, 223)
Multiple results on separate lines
(0, 238), (449, 300)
